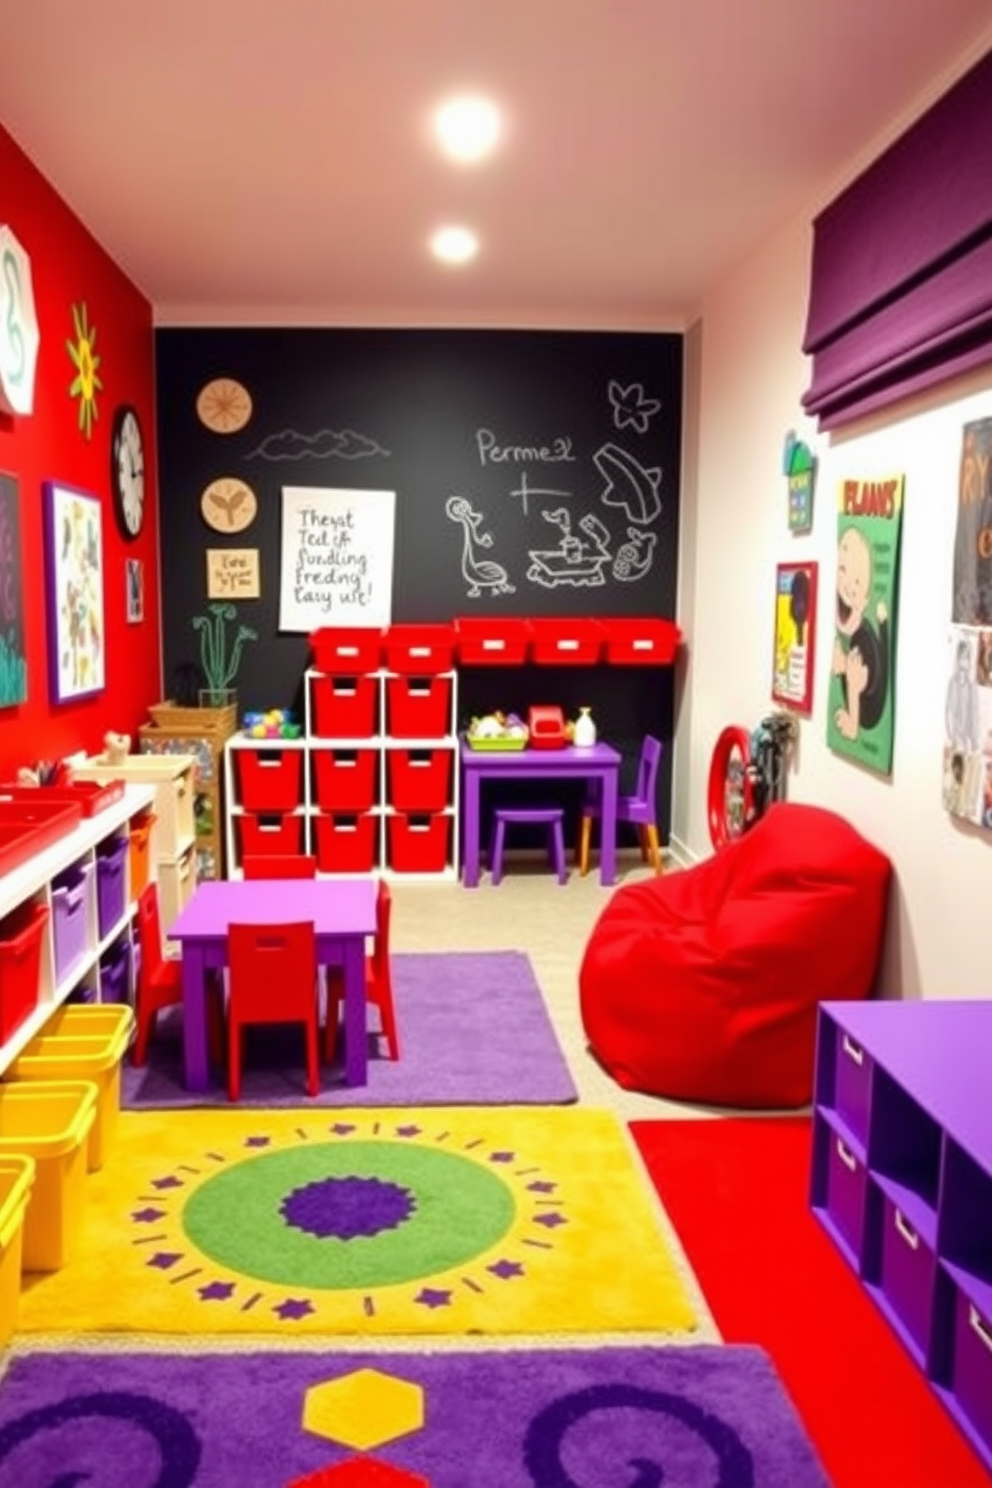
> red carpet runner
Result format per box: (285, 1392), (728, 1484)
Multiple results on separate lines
(630, 1116), (990, 1488)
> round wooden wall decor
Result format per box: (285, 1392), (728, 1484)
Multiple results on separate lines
(196, 376), (253, 433)
(200, 476), (258, 533)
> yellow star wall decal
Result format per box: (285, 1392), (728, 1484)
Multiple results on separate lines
(66, 301), (103, 439)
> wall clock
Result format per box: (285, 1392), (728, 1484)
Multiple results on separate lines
(200, 476), (258, 533)
(110, 403), (145, 540)
(196, 376), (253, 434)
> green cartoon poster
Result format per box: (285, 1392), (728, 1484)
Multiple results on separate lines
(827, 474), (904, 774)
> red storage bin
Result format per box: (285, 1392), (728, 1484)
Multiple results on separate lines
(603, 617), (681, 665)
(310, 626), (383, 674)
(313, 749), (378, 812)
(530, 617), (605, 665)
(454, 617), (532, 666)
(314, 813), (378, 873)
(0, 901), (48, 1042)
(312, 675), (378, 738)
(387, 749), (452, 813)
(235, 748), (303, 811)
(385, 623), (455, 674)
(385, 676), (452, 739)
(0, 799), (83, 875)
(388, 813), (451, 873)
(237, 813), (305, 858)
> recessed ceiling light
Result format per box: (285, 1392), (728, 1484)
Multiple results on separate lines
(430, 225), (479, 265)
(433, 94), (501, 163)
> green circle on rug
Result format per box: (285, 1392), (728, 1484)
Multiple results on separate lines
(182, 1141), (515, 1288)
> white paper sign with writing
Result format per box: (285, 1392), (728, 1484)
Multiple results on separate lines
(279, 486), (395, 631)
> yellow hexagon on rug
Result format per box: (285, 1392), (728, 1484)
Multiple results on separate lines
(303, 1367), (424, 1449)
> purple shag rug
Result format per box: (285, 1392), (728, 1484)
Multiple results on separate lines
(121, 951), (578, 1109)
(0, 1344), (829, 1487)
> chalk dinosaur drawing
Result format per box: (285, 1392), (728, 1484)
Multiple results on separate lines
(607, 379), (662, 434)
(445, 495), (516, 598)
(612, 526), (658, 582)
(594, 441), (662, 525)
(245, 428), (390, 461)
(526, 508), (612, 589)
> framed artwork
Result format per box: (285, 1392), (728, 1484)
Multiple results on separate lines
(43, 479), (105, 702)
(126, 557), (144, 624)
(0, 471), (27, 706)
(772, 559), (817, 713)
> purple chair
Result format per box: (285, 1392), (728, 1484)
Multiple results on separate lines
(489, 806), (567, 885)
(578, 734), (663, 876)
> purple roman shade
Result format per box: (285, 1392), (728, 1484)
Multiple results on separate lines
(802, 48), (992, 430)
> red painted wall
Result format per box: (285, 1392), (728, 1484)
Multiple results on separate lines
(0, 123), (161, 778)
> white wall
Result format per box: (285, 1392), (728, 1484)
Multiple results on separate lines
(676, 174), (992, 1003)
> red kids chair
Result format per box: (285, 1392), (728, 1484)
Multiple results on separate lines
(132, 882), (224, 1068)
(324, 878), (399, 1064)
(226, 920), (321, 1100)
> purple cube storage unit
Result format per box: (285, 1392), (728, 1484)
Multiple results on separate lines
(99, 938), (131, 1004)
(51, 861), (93, 988)
(811, 1000), (992, 1473)
(95, 836), (128, 939)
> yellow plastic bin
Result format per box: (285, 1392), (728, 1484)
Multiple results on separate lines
(8, 1004), (134, 1170)
(0, 1154), (35, 1348)
(0, 1081), (97, 1271)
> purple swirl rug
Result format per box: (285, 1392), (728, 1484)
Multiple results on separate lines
(0, 1344), (829, 1486)
(121, 951), (578, 1108)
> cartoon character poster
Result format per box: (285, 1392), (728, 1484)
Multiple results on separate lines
(951, 416), (992, 624)
(827, 475), (904, 774)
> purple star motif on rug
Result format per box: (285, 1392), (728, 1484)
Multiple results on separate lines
(329, 1122), (357, 1135)
(489, 1150), (515, 1164)
(414, 1287), (453, 1309)
(198, 1281), (236, 1302)
(527, 1180), (556, 1193)
(274, 1297), (314, 1321)
(244, 1135), (271, 1148)
(533, 1212), (567, 1228)
(131, 1207), (166, 1224)
(394, 1124), (422, 1137)
(147, 1251), (183, 1270)
(280, 1176), (416, 1239)
(488, 1259), (524, 1280)
(151, 1175), (183, 1190)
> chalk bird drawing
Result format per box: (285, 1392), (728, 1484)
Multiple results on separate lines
(594, 442), (662, 525)
(612, 527), (657, 582)
(445, 495), (516, 598)
(246, 428), (390, 461)
(608, 379), (662, 434)
(526, 508), (612, 589)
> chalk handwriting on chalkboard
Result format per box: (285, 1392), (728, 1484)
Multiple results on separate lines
(510, 472), (573, 517)
(445, 496), (516, 598)
(476, 428), (576, 466)
(527, 509), (612, 589)
(594, 441), (661, 524)
(613, 527), (657, 582)
(608, 379), (661, 434)
(246, 427), (390, 462)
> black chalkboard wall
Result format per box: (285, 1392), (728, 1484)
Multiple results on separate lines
(155, 326), (683, 838)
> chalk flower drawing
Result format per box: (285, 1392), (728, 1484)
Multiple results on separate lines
(66, 302), (103, 440)
(445, 495), (515, 598)
(246, 428), (390, 462)
(608, 379), (661, 434)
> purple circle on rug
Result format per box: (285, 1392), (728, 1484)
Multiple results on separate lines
(279, 1175), (416, 1239)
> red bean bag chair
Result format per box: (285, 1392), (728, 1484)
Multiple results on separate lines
(579, 802), (892, 1108)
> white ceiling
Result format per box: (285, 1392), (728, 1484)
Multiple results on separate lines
(1, 1), (990, 328)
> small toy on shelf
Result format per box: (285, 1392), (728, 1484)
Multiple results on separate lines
(465, 710), (529, 751)
(103, 731), (132, 765)
(242, 708), (303, 740)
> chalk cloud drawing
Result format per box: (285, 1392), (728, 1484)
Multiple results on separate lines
(612, 526), (657, 582)
(246, 428), (390, 462)
(608, 379), (661, 434)
(445, 495), (516, 598)
(594, 441), (662, 525)
(510, 470), (573, 517)
(526, 508), (612, 589)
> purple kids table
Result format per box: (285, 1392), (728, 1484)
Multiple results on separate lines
(460, 740), (621, 887)
(166, 877), (378, 1093)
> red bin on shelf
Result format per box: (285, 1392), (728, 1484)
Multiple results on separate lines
(387, 750), (452, 813)
(603, 617), (681, 665)
(312, 675), (378, 739)
(314, 813), (378, 873)
(385, 676), (452, 739)
(529, 618), (605, 665)
(0, 901), (49, 1043)
(309, 626), (383, 674)
(385, 624), (455, 675)
(313, 749), (378, 812)
(387, 813), (451, 873)
(237, 813), (305, 858)
(235, 749), (304, 812)
(454, 617), (532, 666)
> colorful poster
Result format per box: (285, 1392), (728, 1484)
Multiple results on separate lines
(951, 416), (992, 624)
(827, 475), (904, 774)
(772, 560), (817, 712)
(943, 625), (992, 828)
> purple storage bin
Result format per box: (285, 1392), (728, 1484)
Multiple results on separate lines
(834, 1028), (872, 1144)
(95, 836), (128, 939)
(99, 938), (131, 1004)
(825, 1128), (868, 1258)
(952, 1283), (992, 1456)
(878, 1194), (936, 1355)
(51, 861), (92, 987)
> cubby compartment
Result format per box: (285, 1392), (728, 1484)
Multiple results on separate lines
(236, 812), (305, 858)
(94, 835), (128, 940)
(314, 812), (378, 874)
(313, 748), (378, 812)
(385, 675), (452, 738)
(387, 812), (451, 874)
(158, 844), (196, 935)
(312, 675), (378, 738)
(234, 747), (304, 812)
(939, 1139), (992, 1282)
(98, 938), (132, 1005)
(387, 748), (453, 813)
(51, 862), (93, 988)
(870, 1067), (942, 1217)
(872, 1184), (938, 1360)
(812, 1110), (869, 1264)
